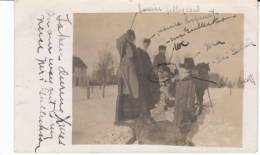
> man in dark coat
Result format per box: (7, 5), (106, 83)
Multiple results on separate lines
(195, 63), (210, 114)
(135, 39), (160, 116)
(153, 45), (167, 67)
(153, 45), (167, 86)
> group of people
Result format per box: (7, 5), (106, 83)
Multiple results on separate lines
(115, 29), (167, 124)
(114, 29), (210, 128)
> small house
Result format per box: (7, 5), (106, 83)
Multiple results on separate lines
(73, 56), (88, 87)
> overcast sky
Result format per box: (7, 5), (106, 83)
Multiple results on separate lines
(73, 13), (243, 81)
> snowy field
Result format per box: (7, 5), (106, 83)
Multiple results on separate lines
(72, 85), (242, 147)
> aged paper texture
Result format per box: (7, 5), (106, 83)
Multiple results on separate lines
(14, 0), (258, 153)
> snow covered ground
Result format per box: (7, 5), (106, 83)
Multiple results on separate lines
(192, 88), (242, 147)
(72, 85), (242, 147)
(72, 85), (132, 144)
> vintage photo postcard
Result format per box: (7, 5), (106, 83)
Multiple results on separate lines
(14, 0), (258, 153)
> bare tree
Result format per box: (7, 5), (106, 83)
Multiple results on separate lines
(94, 51), (117, 98)
(209, 73), (228, 88)
(237, 75), (244, 88)
(227, 81), (233, 95)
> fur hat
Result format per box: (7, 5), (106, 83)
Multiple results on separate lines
(159, 45), (167, 51)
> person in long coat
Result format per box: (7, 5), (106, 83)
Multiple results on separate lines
(195, 63), (210, 114)
(153, 45), (167, 85)
(174, 58), (197, 137)
(115, 30), (140, 124)
(153, 45), (167, 68)
(135, 39), (160, 116)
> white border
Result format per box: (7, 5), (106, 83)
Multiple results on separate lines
(12, 0), (258, 153)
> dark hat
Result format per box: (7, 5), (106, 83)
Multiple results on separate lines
(143, 38), (151, 44)
(127, 29), (136, 40)
(159, 45), (167, 50)
(183, 57), (195, 69)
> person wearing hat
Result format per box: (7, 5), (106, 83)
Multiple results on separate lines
(135, 38), (160, 117)
(153, 45), (167, 68)
(178, 57), (197, 80)
(153, 45), (167, 87)
(115, 29), (140, 124)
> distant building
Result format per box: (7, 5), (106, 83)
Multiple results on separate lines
(73, 56), (88, 87)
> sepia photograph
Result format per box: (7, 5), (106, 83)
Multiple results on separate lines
(72, 12), (246, 147)
(13, 0), (258, 153)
